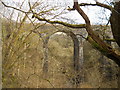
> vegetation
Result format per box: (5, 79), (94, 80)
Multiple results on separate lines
(1, 0), (120, 88)
(1, 20), (118, 88)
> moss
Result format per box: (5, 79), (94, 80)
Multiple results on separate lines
(87, 36), (108, 55)
(33, 13), (86, 28)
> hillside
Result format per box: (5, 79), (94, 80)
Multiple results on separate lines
(2, 20), (119, 88)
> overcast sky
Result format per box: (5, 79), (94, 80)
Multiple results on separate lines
(0, 0), (113, 25)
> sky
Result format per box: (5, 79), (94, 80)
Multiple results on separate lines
(0, 0), (114, 25)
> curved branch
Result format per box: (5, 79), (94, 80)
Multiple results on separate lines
(96, 2), (112, 10)
(73, 0), (120, 66)
(79, 2), (113, 11)
(32, 14), (86, 28)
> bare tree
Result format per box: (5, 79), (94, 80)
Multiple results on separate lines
(32, 0), (120, 87)
(1, 0), (120, 88)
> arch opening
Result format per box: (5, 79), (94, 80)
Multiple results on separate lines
(42, 30), (80, 73)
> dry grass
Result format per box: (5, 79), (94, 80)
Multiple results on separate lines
(2, 21), (118, 88)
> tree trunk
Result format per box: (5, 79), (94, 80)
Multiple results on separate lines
(110, 2), (120, 47)
(117, 59), (120, 89)
(110, 2), (120, 88)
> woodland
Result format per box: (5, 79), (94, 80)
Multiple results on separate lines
(0, 0), (120, 88)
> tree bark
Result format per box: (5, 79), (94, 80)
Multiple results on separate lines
(118, 67), (120, 89)
(110, 2), (120, 88)
(110, 2), (120, 47)
(73, 0), (120, 67)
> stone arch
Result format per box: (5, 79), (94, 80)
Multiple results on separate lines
(42, 30), (80, 73)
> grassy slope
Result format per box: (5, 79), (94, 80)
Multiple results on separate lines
(2, 20), (118, 88)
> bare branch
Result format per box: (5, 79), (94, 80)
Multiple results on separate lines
(76, 34), (87, 40)
(32, 14), (86, 28)
(104, 38), (116, 42)
(16, 0), (26, 28)
(1, 1), (29, 13)
(79, 2), (113, 11)
(72, 0), (120, 66)
(68, 1), (112, 11)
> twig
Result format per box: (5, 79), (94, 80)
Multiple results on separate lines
(1, 1), (29, 13)
(76, 34), (87, 40)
